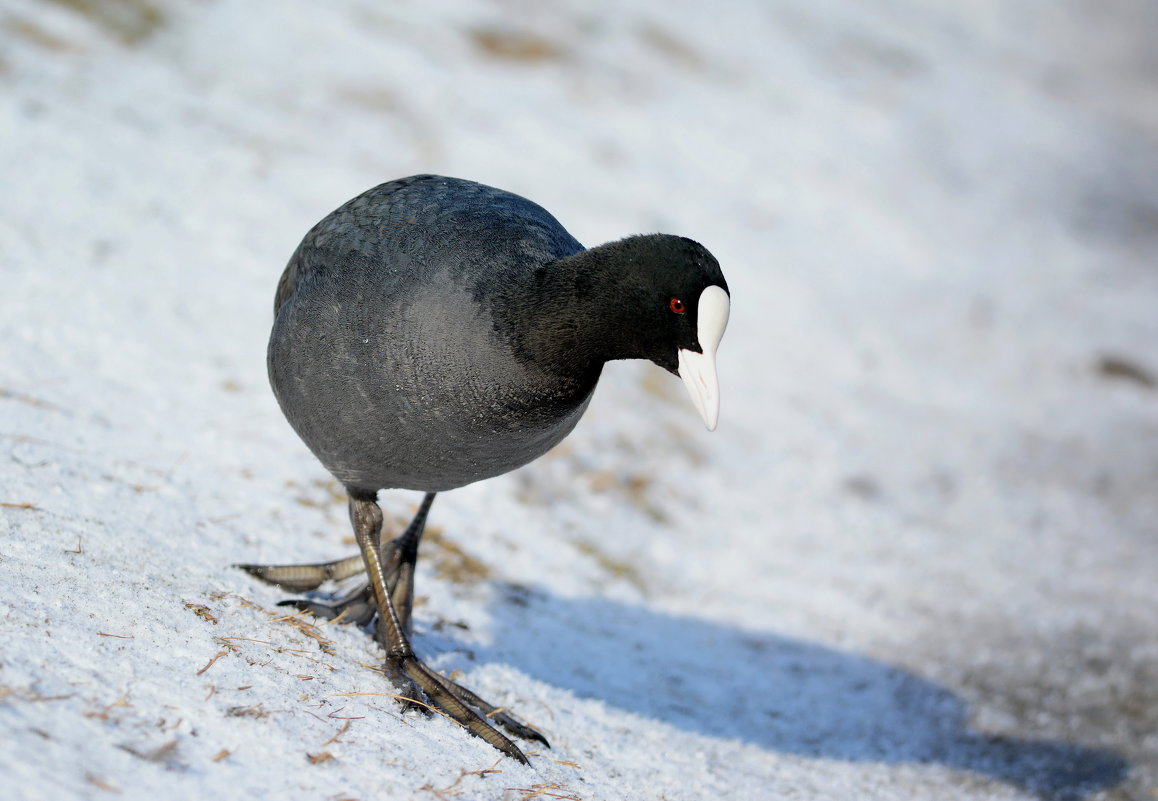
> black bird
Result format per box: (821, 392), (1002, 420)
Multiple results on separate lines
(240, 175), (730, 763)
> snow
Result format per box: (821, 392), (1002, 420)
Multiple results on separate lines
(2, 0), (1157, 799)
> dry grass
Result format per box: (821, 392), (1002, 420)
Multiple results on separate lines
(569, 538), (645, 592)
(0, 387), (63, 411)
(588, 468), (670, 524)
(504, 784), (583, 800)
(85, 773), (120, 794)
(43, 0), (167, 46)
(417, 758), (503, 799)
(184, 603), (218, 624)
(195, 650), (229, 676)
(117, 739), (180, 767)
(1097, 354), (1155, 388)
(289, 476), (347, 511)
(189, 593), (343, 696)
(273, 611), (338, 655)
(319, 719), (353, 748)
(224, 703), (270, 719)
(467, 26), (568, 63)
(0, 685), (76, 704)
(637, 23), (704, 69)
(423, 526), (491, 585)
(3, 16), (75, 51)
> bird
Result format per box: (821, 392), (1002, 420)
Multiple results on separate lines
(238, 174), (730, 763)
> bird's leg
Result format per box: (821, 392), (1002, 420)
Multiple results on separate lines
(238, 494), (547, 758)
(377, 492), (434, 638)
(345, 495), (425, 702)
(374, 493), (549, 747)
(348, 493), (539, 764)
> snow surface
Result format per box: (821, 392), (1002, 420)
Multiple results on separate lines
(2, 1), (1157, 799)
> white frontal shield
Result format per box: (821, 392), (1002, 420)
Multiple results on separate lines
(677, 285), (730, 431)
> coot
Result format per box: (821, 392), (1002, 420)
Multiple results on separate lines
(241, 175), (729, 763)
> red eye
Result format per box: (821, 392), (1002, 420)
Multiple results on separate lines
(669, 297), (686, 314)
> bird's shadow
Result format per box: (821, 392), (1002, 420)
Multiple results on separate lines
(428, 585), (1126, 801)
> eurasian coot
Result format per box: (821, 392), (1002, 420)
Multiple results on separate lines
(241, 174), (729, 763)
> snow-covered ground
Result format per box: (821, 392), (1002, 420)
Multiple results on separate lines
(2, 1), (1156, 799)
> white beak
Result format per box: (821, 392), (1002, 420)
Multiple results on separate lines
(678, 285), (730, 431)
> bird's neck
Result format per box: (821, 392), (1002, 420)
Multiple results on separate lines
(513, 236), (663, 378)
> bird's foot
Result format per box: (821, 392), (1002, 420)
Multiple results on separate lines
(428, 662), (550, 748)
(392, 653), (548, 764)
(238, 494), (545, 763)
(235, 553), (364, 593)
(244, 568), (548, 758)
(277, 582), (377, 628)
(276, 588), (547, 754)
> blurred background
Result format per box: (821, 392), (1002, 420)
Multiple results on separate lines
(1, 1), (1156, 799)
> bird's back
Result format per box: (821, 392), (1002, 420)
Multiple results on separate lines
(275, 176), (581, 314)
(268, 175), (595, 495)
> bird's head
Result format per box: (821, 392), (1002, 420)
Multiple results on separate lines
(645, 239), (729, 430)
(601, 235), (730, 430)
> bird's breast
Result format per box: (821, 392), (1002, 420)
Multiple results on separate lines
(269, 278), (597, 494)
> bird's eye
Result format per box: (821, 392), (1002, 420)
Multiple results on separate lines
(669, 297), (686, 314)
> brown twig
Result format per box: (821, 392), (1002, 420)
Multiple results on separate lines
(505, 785), (582, 801)
(196, 651), (229, 676)
(328, 691), (445, 716)
(272, 611), (336, 655)
(85, 773), (120, 794)
(320, 719), (352, 747)
(185, 603), (219, 624)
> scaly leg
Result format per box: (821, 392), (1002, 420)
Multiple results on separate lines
(368, 494), (547, 745)
(347, 492), (541, 763)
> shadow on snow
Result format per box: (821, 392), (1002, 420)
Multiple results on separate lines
(424, 585), (1128, 801)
